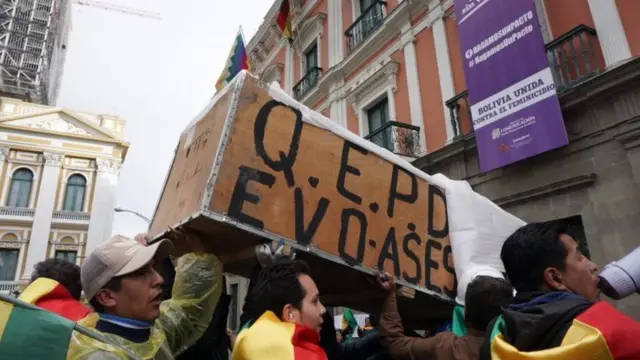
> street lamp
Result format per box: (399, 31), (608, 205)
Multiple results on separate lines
(114, 207), (151, 224)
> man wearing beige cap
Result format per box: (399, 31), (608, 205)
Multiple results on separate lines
(66, 229), (223, 360)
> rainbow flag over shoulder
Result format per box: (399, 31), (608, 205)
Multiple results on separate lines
(0, 292), (75, 359)
(215, 27), (250, 92)
(231, 311), (327, 360)
(489, 300), (640, 360)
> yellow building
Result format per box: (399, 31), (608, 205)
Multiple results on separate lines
(0, 97), (129, 293)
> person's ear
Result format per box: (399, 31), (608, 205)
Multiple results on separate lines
(95, 289), (117, 309)
(543, 267), (567, 291)
(282, 304), (298, 323)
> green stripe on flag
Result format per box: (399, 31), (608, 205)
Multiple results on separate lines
(0, 300), (74, 359)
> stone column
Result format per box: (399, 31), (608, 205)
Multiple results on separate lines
(86, 158), (121, 257)
(432, 16), (456, 143)
(587, 0), (632, 67)
(0, 148), (9, 180)
(285, 43), (294, 95)
(400, 20), (427, 154)
(21, 152), (63, 280)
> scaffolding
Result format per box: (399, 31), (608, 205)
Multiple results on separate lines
(0, 0), (70, 104)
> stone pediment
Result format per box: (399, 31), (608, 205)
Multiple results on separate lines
(0, 109), (120, 141)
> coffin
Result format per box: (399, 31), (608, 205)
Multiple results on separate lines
(149, 71), (458, 326)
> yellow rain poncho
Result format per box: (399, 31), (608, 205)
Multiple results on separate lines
(66, 253), (223, 360)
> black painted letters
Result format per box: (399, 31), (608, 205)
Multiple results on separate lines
(336, 141), (368, 205)
(294, 188), (330, 246)
(254, 100), (303, 188)
(387, 165), (418, 217)
(338, 208), (367, 265)
(228, 165), (276, 230)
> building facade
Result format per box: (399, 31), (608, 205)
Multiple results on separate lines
(228, 0), (640, 323)
(0, 96), (128, 293)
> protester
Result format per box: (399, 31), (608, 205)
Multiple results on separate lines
(18, 258), (92, 321)
(479, 221), (640, 359)
(66, 230), (223, 360)
(378, 272), (513, 360)
(231, 259), (327, 360)
(320, 310), (385, 360)
(135, 233), (233, 360)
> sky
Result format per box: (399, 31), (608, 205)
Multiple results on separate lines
(56, 0), (274, 237)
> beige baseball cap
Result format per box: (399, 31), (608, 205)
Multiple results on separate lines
(81, 234), (173, 300)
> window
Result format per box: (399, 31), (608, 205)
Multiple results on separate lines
(360, 0), (375, 13)
(7, 168), (34, 208)
(304, 42), (318, 73)
(0, 249), (19, 281)
(366, 98), (391, 149)
(55, 250), (77, 264)
(63, 174), (86, 212)
(229, 283), (239, 330)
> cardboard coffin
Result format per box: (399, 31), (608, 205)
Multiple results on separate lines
(149, 72), (456, 325)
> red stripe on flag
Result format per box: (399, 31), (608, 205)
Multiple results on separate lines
(277, 0), (290, 33)
(291, 324), (327, 360)
(576, 301), (640, 360)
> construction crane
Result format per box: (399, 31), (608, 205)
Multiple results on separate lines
(73, 0), (161, 21)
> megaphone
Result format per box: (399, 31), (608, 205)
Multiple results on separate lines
(599, 246), (640, 300)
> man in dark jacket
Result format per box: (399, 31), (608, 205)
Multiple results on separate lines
(479, 221), (640, 359)
(378, 273), (513, 360)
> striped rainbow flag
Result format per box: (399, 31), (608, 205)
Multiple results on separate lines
(231, 311), (327, 360)
(490, 301), (640, 359)
(0, 292), (75, 359)
(215, 27), (250, 92)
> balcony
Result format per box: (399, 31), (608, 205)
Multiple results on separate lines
(293, 67), (322, 100)
(345, 1), (386, 54)
(546, 25), (602, 93)
(0, 281), (26, 295)
(0, 206), (35, 219)
(445, 25), (602, 139)
(364, 121), (421, 158)
(52, 210), (91, 224)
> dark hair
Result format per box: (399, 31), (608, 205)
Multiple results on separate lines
(89, 277), (122, 313)
(31, 259), (83, 300)
(250, 260), (311, 319)
(465, 276), (513, 331)
(501, 221), (569, 292)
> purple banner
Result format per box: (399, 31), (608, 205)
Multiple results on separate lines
(455, 0), (567, 172)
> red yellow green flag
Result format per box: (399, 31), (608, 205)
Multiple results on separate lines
(231, 311), (327, 360)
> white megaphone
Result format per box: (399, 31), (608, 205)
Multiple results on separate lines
(599, 246), (640, 300)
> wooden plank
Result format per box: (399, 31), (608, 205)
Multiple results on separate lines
(148, 89), (233, 237)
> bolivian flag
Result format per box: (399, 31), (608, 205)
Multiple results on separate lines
(490, 301), (640, 359)
(276, 0), (296, 41)
(18, 277), (92, 321)
(231, 311), (327, 360)
(0, 292), (75, 359)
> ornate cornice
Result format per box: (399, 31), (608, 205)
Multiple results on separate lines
(96, 158), (122, 174)
(296, 12), (327, 50)
(43, 152), (64, 166)
(345, 60), (400, 104)
(0, 148), (9, 161)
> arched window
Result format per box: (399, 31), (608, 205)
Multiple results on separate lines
(7, 168), (34, 208)
(63, 174), (86, 212)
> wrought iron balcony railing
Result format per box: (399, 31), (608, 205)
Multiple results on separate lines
(364, 121), (421, 157)
(445, 90), (470, 139)
(545, 25), (601, 93)
(293, 67), (322, 100)
(345, 1), (386, 53)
